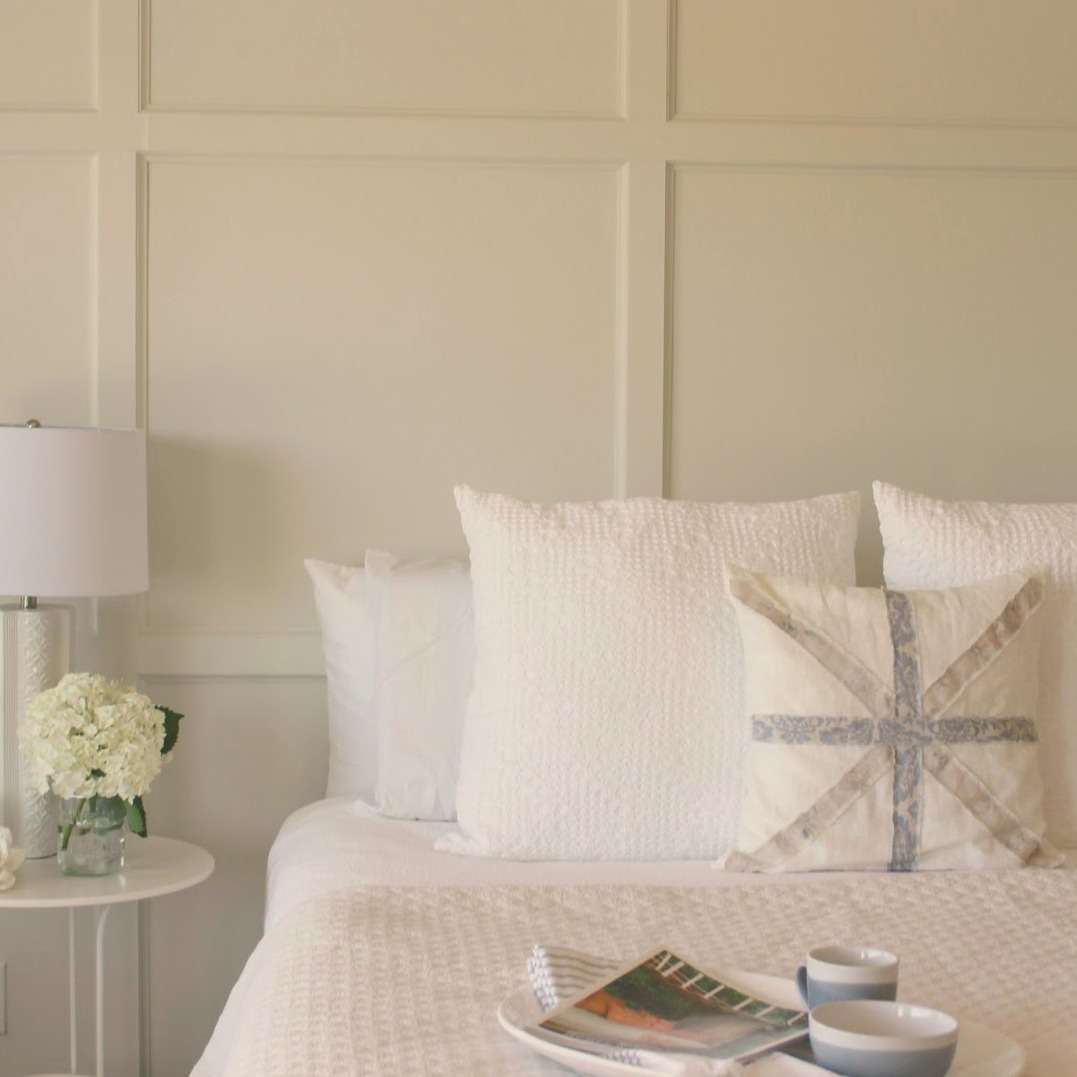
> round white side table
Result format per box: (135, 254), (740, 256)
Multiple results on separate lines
(0, 836), (214, 1077)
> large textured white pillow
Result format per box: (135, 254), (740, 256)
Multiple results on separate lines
(305, 559), (377, 799)
(366, 549), (474, 820)
(875, 481), (1077, 847)
(724, 566), (1060, 872)
(439, 486), (860, 860)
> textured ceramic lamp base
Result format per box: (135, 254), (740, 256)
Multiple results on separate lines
(0, 605), (70, 857)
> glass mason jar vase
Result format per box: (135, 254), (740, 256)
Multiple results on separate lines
(57, 795), (126, 876)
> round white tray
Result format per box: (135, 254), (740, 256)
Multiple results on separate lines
(497, 970), (1024, 1076)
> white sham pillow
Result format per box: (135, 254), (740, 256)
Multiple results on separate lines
(365, 549), (474, 820)
(304, 559), (377, 800)
(874, 481), (1077, 847)
(439, 486), (860, 860)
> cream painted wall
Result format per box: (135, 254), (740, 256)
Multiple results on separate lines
(2, 1), (1076, 1073)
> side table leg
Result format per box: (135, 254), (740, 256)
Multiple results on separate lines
(94, 905), (113, 1077)
(69, 908), (78, 1075)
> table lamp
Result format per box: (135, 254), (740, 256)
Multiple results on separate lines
(0, 422), (148, 857)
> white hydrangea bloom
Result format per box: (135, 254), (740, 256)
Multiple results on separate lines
(21, 673), (167, 801)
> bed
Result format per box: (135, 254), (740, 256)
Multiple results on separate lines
(196, 799), (1076, 1075)
(194, 484), (1077, 1075)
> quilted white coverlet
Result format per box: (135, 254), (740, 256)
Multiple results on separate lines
(198, 870), (1077, 1076)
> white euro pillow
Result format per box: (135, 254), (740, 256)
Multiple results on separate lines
(875, 481), (1077, 847)
(304, 559), (377, 799)
(366, 549), (474, 821)
(440, 486), (860, 860)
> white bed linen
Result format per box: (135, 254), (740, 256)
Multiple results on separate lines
(199, 798), (1075, 1076)
(265, 798), (802, 930)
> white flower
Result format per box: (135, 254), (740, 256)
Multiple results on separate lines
(20, 673), (169, 802)
(0, 827), (25, 891)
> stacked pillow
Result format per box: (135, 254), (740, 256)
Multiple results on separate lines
(439, 486), (860, 860)
(307, 480), (1071, 870)
(722, 565), (1059, 871)
(364, 550), (474, 820)
(305, 559), (376, 800)
(305, 552), (473, 819)
(874, 481), (1077, 850)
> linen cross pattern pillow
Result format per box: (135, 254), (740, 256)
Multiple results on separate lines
(440, 486), (860, 860)
(723, 566), (1062, 872)
(874, 480), (1077, 848)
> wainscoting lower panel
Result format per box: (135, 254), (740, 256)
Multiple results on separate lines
(141, 674), (329, 1077)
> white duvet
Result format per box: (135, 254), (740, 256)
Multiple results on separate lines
(263, 799), (791, 930)
(196, 801), (1077, 1076)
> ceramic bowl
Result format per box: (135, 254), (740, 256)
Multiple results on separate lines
(809, 1000), (959, 1077)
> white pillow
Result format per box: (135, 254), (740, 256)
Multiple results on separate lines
(723, 566), (1059, 872)
(366, 549), (474, 820)
(874, 482), (1077, 847)
(304, 559), (376, 799)
(440, 486), (860, 860)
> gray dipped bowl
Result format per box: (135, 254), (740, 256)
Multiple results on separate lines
(809, 1000), (958, 1077)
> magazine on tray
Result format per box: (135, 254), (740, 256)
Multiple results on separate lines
(531, 946), (809, 1063)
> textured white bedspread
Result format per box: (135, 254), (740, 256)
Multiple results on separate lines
(264, 798), (799, 931)
(196, 868), (1077, 1076)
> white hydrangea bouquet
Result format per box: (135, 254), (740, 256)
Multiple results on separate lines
(21, 672), (183, 849)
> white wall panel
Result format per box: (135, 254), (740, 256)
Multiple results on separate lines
(0, 146), (123, 1069)
(675, 0), (1077, 125)
(144, 676), (328, 861)
(0, 1), (96, 110)
(145, 158), (619, 632)
(142, 675), (328, 1076)
(669, 165), (1077, 579)
(0, 156), (94, 426)
(3, 1), (1077, 1072)
(146, 0), (623, 117)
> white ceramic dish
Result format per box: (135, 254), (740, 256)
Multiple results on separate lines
(809, 1000), (958, 1077)
(496, 971), (1025, 1077)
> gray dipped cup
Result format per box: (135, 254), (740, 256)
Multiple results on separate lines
(796, 945), (899, 1009)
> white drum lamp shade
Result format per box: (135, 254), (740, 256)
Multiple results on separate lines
(0, 426), (148, 598)
(0, 425), (149, 857)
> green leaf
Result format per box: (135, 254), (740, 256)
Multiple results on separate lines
(125, 796), (147, 838)
(159, 706), (184, 755)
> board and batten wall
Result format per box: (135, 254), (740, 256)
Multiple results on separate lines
(2, 1), (1077, 1072)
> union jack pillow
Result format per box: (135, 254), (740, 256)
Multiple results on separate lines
(723, 566), (1061, 872)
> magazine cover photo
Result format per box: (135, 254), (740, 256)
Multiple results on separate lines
(536, 948), (808, 1061)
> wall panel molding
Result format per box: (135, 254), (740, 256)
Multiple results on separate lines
(0, 0), (98, 113)
(671, 0), (1077, 130)
(142, 0), (627, 121)
(139, 154), (624, 635)
(667, 160), (1077, 581)
(132, 631), (324, 677)
(0, 153), (97, 427)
